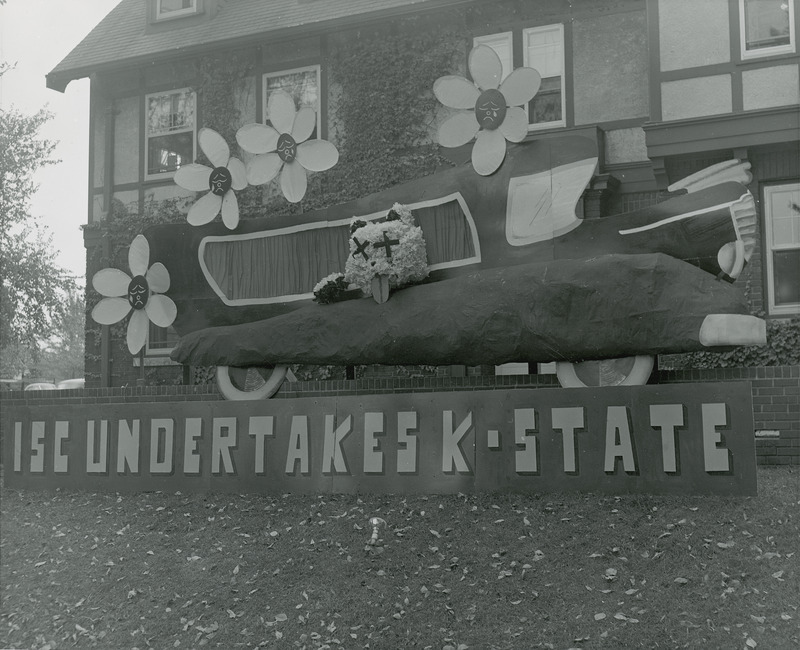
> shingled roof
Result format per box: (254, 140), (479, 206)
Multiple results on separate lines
(47, 0), (470, 91)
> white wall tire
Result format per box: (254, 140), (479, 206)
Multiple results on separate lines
(216, 365), (288, 400)
(555, 355), (654, 388)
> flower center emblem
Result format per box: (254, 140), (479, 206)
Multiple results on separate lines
(208, 166), (233, 196)
(276, 133), (297, 163)
(127, 276), (150, 310)
(474, 89), (507, 131)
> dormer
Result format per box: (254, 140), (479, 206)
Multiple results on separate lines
(146, 0), (215, 32)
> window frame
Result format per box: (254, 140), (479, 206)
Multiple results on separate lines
(739, 0), (796, 60)
(145, 322), (181, 358)
(262, 65), (322, 137)
(473, 23), (567, 133)
(155, 0), (201, 21)
(144, 87), (197, 181)
(522, 23), (567, 131)
(762, 181), (800, 316)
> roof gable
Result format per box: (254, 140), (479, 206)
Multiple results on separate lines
(47, 0), (466, 91)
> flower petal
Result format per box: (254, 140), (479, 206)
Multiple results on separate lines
(236, 123), (279, 155)
(433, 75), (481, 109)
(296, 139), (339, 172)
(291, 106), (317, 144)
(127, 309), (149, 355)
(438, 112), (480, 148)
(145, 294), (177, 329)
(91, 297), (131, 325)
(469, 44), (503, 90)
(128, 235), (150, 277)
(221, 191), (239, 230)
(499, 66), (541, 106)
(280, 161), (308, 203)
(145, 262), (170, 294)
(246, 153), (282, 185)
(227, 157), (247, 191)
(187, 192), (222, 226)
(267, 89), (296, 135)
(174, 163), (212, 191)
(198, 128), (230, 168)
(498, 106), (528, 143)
(472, 128), (507, 176)
(92, 268), (131, 297)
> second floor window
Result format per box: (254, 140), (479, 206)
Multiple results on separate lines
(475, 24), (566, 132)
(263, 65), (321, 137)
(145, 88), (196, 178)
(740, 0), (795, 59)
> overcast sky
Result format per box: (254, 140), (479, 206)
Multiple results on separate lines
(1, 0), (118, 282)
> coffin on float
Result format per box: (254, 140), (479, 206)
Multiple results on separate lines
(144, 135), (765, 398)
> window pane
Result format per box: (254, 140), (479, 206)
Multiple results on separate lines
(772, 249), (800, 305)
(529, 77), (562, 124)
(158, 0), (195, 15)
(148, 324), (180, 352)
(526, 27), (563, 78)
(265, 68), (319, 135)
(147, 91), (195, 135)
(768, 186), (800, 246)
(743, 0), (792, 51)
(147, 132), (194, 175)
(473, 33), (513, 80)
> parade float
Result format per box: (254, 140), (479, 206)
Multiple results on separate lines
(92, 48), (764, 401)
(5, 45), (764, 495)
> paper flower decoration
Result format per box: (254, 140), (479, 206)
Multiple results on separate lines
(433, 44), (541, 176)
(91, 235), (177, 355)
(174, 128), (247, 229)
(236, 90), (339, 203)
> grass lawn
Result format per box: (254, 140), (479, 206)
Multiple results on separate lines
(1, 467), (797, 649)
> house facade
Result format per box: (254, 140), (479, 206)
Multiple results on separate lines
(46, 0), (799, 389)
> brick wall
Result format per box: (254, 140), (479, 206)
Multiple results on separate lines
(652, 366), (799, 465)
(3, 366), (797, 465)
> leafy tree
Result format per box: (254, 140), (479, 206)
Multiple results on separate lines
(0, 77), (73, 374)
(33, 285), (86, 381)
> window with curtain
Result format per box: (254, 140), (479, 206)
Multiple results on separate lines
(763, 182), (800, 315)
(263, 66), (321, 137)
(145, 88), (196, 178)
(474, 23), (566, 131)
(740, 0), (795, 58)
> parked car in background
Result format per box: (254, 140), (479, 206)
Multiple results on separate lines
(57, 378), (86, 390)
(24, 382), (57, 391)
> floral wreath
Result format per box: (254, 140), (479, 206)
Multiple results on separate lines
(344, 204), (429, 296)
